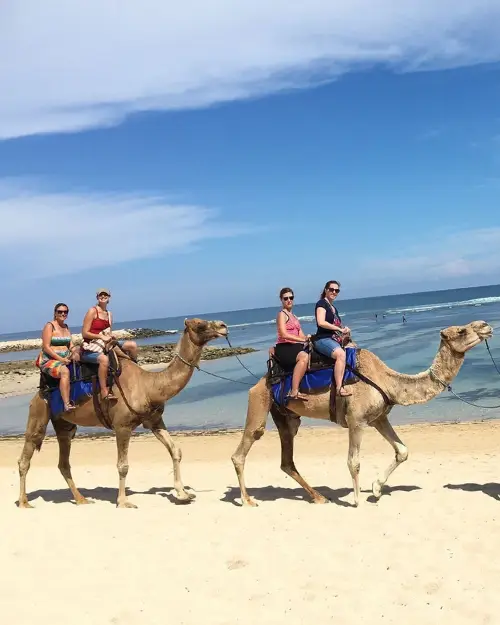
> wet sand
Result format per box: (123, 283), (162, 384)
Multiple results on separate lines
(1, 421), (499, 625)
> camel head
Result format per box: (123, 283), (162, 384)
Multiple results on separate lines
(184, 318), (228, 346)
(439, 320), (493, 354)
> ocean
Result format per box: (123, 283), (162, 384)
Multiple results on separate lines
(1, 284), (499, 436)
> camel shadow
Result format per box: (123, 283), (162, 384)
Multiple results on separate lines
(221, 485), (354, 507)
(444, 483), (500, 501)
(18, 484), (197, 506)
(365, 484), (421, 504)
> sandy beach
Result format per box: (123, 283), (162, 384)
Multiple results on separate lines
(1, 421), (499, 625)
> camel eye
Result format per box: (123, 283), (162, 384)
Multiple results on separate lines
(458, 328), (467, 335)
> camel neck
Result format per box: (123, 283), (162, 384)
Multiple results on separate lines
(147, 330), (203, 404)
(383, 341), (464, 406)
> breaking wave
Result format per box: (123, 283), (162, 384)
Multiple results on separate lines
(386, 296), (500, 315)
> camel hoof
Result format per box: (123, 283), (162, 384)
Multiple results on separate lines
(76, 498), (95, 506)
(176, 491), (195, 502)
(242, 497), (259, 507)
(117, 501), (138, 509)
(18, 501), (34, 509)
(312, 495), (329, 504)
(372, 480), (383, 499)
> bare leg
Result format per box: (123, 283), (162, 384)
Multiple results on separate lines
(347, 425), (364, 506)
(231, 378), (271, 507)
(152, 420), (194, 501)
(59, 366), (72, 408)
(18, 396), (50, 508)
(371, 415), (408, 499)
(290, 352), (309, 398)
(53, 419), (93, 505)
(271, 406), (328, 504)
(333, 348), (351, 396)
(115, 427), (136, 508)
(97, 353), (112, 398)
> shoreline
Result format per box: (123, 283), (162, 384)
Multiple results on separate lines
(1, 416), (499, 443)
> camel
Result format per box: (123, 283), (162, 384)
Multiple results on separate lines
(18, 318), (228, 508)
(231, 320), (493, 507)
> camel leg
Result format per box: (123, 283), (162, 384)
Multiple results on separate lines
(371, 415), (408, 499)
(271, 406), (329, 504)
(151, 420), (194, 502)
(53, 419), (94, 505)
(231, 378), (271, 507)
(115, 427), (137, 508)
(18, 396), (50, 508)
(347, 425), (364, 507)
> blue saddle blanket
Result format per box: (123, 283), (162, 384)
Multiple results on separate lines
(271, 347), (358, 407)
(47, 363), (93, 417)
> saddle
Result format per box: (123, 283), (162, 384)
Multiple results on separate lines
(267, 347), (360, 427)
(39, 348), (122, 428)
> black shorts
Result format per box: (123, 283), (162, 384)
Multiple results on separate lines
(275, 342), (306, 371)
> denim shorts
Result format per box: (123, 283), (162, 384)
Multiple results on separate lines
(314, 337), (343, 358)
(80, 350), (101, 364)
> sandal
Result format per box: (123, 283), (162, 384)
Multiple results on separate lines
(64, 402), (76, 412)
(336, 387), (352, 397)
(102, 391), (117, 401)
(287, 391), (309, 401)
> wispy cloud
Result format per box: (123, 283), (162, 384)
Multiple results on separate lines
(2, 1), (500, 139)
(0, 180), (254, 280)
(362, 227), (500, 285)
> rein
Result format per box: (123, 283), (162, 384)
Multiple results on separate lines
(429, 339), (500, 412)
(170, 334), (258, 386)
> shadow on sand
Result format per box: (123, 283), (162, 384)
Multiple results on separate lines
(17, 484), (197, 506)
(444, 482), (500, 501)
(365, 484), (421, 504)
(222, 484), (421, 507)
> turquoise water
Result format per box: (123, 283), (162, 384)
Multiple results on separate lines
(1, 284), (499, 436)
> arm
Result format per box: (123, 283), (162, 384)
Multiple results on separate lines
(277, 312), (306, 343)
(41, 323), (68, 362)
(315, 306), (344, 333)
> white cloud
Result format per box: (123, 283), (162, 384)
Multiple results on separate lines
(1, 1), (500, 139)
(362, 227), (500, 285)
(0, 180), (254, 280)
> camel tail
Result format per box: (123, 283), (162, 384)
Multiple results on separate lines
(35, 441), (43, 452)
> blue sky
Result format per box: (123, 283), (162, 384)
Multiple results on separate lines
(1, 1), (500, 332)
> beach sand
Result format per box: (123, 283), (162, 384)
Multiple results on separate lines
(1, 421), (499, 624)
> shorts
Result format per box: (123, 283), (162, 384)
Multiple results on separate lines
(38, 350), (70, 379)
(80, 350), (102, 365)
(313, 337), (343, 358)
(274, 342), (307, 371)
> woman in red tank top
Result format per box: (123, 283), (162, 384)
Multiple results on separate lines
(81, 288), (117, 400)
(274, 287), (310, 401)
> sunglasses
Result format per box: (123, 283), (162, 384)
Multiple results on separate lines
(56, 310), (69, 315)
(98, 293), (110, 297)
(283, 295), (294, 301)
(328, 288), (340, 294)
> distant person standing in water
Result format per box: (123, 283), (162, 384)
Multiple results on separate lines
(375, 313), (378, 322)
(402, 314), (407, 324)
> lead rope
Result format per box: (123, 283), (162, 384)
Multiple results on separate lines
(429, 368), (500, 412)
(485, 339), (500, 376)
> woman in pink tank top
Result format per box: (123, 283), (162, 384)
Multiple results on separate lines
(274, 287), (310, 400)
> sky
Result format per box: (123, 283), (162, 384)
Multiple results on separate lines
(1, 1), (500, 332)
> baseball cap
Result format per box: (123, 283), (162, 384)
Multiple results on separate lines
(96, 288), (111, 297)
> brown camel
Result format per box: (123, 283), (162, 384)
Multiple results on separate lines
(231, 320), (493, 507)
(18, 318), (228, 508)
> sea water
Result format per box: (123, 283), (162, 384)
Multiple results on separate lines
(1, 285), (499, 436)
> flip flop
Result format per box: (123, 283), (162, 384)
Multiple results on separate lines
(336, 387), (352, 397)
(287, 392), (309, 401)
(64, 402), (76, 412)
